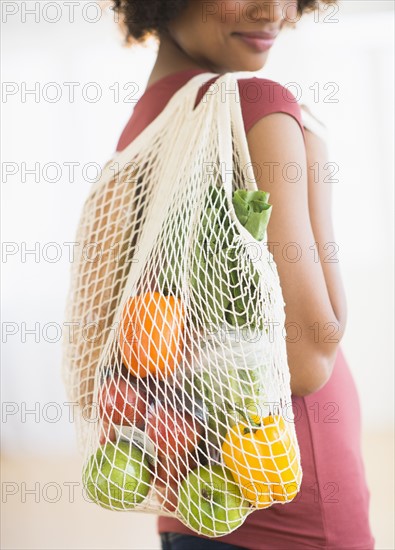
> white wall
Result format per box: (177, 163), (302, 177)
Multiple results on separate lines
(1, 1), (393, 455)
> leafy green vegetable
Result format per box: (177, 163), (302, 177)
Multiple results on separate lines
(190, 248), (232, 327)
(232, 189), (272, 241)
(178, 186), (273, 452)
(159, 184), (272, 330)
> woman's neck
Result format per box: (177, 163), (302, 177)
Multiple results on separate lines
(146, 34), (219, 89)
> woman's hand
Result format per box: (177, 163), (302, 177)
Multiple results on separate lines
(247, 113), (347, 396)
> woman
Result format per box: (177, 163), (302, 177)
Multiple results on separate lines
(112, 1), (374, 548)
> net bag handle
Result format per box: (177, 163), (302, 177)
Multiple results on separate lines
(215, 72), (266, 248)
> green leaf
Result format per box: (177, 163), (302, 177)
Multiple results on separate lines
(190, 248), (233, 327)
(232, 191), (250, 225)
(243, 190), (270, 208)
(243, 206), (272, 242)
(232, 189), (272, 241)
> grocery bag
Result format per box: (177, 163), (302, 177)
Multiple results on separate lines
(62, 71), (302, 537)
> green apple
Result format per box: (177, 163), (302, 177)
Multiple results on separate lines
(178, 464), (249, 537)
(83, 440), (151, 510)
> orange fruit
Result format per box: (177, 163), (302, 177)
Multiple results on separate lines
(119, 292), (184, 379)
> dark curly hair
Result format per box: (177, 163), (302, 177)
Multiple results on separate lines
(113, 0), (337, 44)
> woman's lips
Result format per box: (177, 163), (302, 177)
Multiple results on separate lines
(233, 32), (277, 53)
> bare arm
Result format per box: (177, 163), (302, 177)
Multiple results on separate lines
(247, 114), (346, 396)
(304, 127), (347, 330)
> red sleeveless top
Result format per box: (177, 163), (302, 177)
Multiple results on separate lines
(116, 68), (305, 150)
(116, 69), (374, 550)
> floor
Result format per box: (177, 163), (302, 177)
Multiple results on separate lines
(1, 431), (394, 550)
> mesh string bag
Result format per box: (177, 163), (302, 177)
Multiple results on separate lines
(62, 72), (302, 537)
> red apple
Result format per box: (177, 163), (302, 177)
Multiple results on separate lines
(146, 400), (203, 512)
(146, 402), (203, 458)
(99, 375), (147, 428)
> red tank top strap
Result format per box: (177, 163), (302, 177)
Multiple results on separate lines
(194, 75), (306, 143)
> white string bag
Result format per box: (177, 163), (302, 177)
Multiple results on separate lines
(62, 72), (302, 537)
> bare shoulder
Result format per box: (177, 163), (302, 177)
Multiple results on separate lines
(246, 109), (306, 159)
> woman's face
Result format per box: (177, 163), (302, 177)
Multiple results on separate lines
(167, 0), (299, 73)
